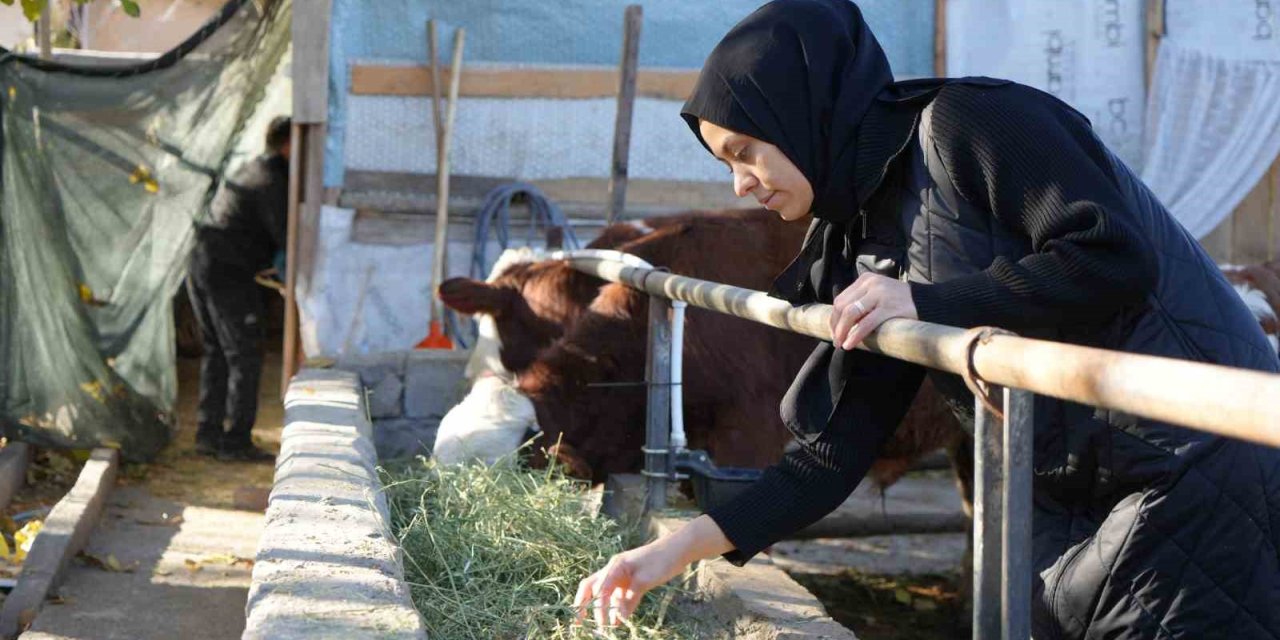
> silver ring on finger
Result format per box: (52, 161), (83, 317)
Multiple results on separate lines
(853, 299), (868, 316)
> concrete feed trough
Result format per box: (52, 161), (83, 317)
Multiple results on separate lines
(244, 362), (858, 639)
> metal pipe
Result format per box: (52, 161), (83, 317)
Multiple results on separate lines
(550, 249), (653, 270)
(973, 389), (1004, 640)
(1003, 388), (1035, 640)
(565, 256), (1280, 448)
(670, 300), (688, 451)
(643, 295), (673, 511)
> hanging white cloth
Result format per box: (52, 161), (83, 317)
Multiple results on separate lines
(1138, 1), (1280, 239)
(945, 0), (1148, 169)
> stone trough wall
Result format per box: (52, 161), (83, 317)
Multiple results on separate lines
(335, 350), (470, 460)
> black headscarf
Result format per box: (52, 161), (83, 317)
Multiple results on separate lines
(681, 0), (950, 306)
(682, 0), (893, 225)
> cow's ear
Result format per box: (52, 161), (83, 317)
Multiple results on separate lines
(437, 277), (514, 315)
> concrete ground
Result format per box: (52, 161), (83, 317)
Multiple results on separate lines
(770, 474), (969, 576)
(21, 354), (284, 639)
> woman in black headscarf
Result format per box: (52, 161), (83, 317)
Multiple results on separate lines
(575, 1), (1280, 637)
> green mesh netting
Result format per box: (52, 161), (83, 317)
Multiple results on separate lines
(0, 0), (291, 460)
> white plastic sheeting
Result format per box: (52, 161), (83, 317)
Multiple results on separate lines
(345, 89), (727, 182)
(946, 0), (1147, 168)
(298, 207), (434, 357)
(1138, 1), (1280, 239)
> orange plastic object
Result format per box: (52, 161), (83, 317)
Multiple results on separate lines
(415, 320), (454, 349)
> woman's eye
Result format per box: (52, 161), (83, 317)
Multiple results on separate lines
(733, 145), (748, 162)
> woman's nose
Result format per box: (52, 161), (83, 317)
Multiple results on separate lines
(733, 171), (757, 198)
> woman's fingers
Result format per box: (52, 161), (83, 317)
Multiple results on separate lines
(572, 571), (598, 624)
(829, 273), (880, 335)
(843, 307), (888, 350)
(832, 297), (874, 347)
(608, 585), (630, 627)
(593, 566), (613, 630)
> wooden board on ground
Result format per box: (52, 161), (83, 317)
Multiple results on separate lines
(0, 443), (30, 513)
(0, 448), (119, 638)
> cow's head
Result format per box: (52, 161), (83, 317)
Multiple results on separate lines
(517, 283), (651, 483)
(439, 259), (606, 376)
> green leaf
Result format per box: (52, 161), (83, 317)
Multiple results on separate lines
(119, 0), (140, 17)
(19, 0), (44, 22)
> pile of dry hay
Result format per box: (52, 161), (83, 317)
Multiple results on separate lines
(382, 458), (702, 639)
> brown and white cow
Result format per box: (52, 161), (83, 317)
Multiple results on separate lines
(438, 209), (970, 494)
(1220, 261), (1280, 354)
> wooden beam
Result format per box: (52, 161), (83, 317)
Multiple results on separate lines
(292, 0), (332, 123)
(606, 5), (643, 225)
(350, 64), (699, 101)
(281, 123), (304, 399)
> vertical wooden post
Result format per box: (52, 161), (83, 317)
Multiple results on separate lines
(605, 5), (642, 225)
(934, 0), (947, 77)
(38, 3), (52, 60)
(1145, 0), (1166, 89)
(1270, 161), (1277, 262)
(285, 0), (332, 395)
(282, 124), (303, 397)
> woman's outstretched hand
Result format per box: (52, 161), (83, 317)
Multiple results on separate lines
(573, 515), (734, 629)
(831, 272), (918, 350)
(573, 541), (683, 629)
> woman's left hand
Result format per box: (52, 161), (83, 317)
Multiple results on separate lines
(830, 273), (918, 350)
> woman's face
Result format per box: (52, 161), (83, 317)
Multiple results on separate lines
(698, 119), (813, 221)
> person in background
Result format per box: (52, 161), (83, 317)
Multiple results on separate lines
(186, 115), (290, 461)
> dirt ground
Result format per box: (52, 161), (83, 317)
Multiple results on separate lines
(122, 354), (282, 509)
(789, 568), (970, 640)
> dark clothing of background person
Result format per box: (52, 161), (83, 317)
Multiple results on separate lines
(187, 153), (288, 455)
(681, 1), (1280, 638)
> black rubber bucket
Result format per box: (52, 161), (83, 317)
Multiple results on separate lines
(676, 452), (764, 512)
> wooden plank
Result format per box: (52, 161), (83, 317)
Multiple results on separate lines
(606, 5), (644, 225)
(0, 448), (119, 638)
(1273, 162), (1279, 262)
(338, 170), (751, 215)
(350, 64), (700, 100)
(0, 443), (30, 514)
(1232, 158), (1279, 264)
(291, 0), (332, 123)
(1201, 215), (1234, 263)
